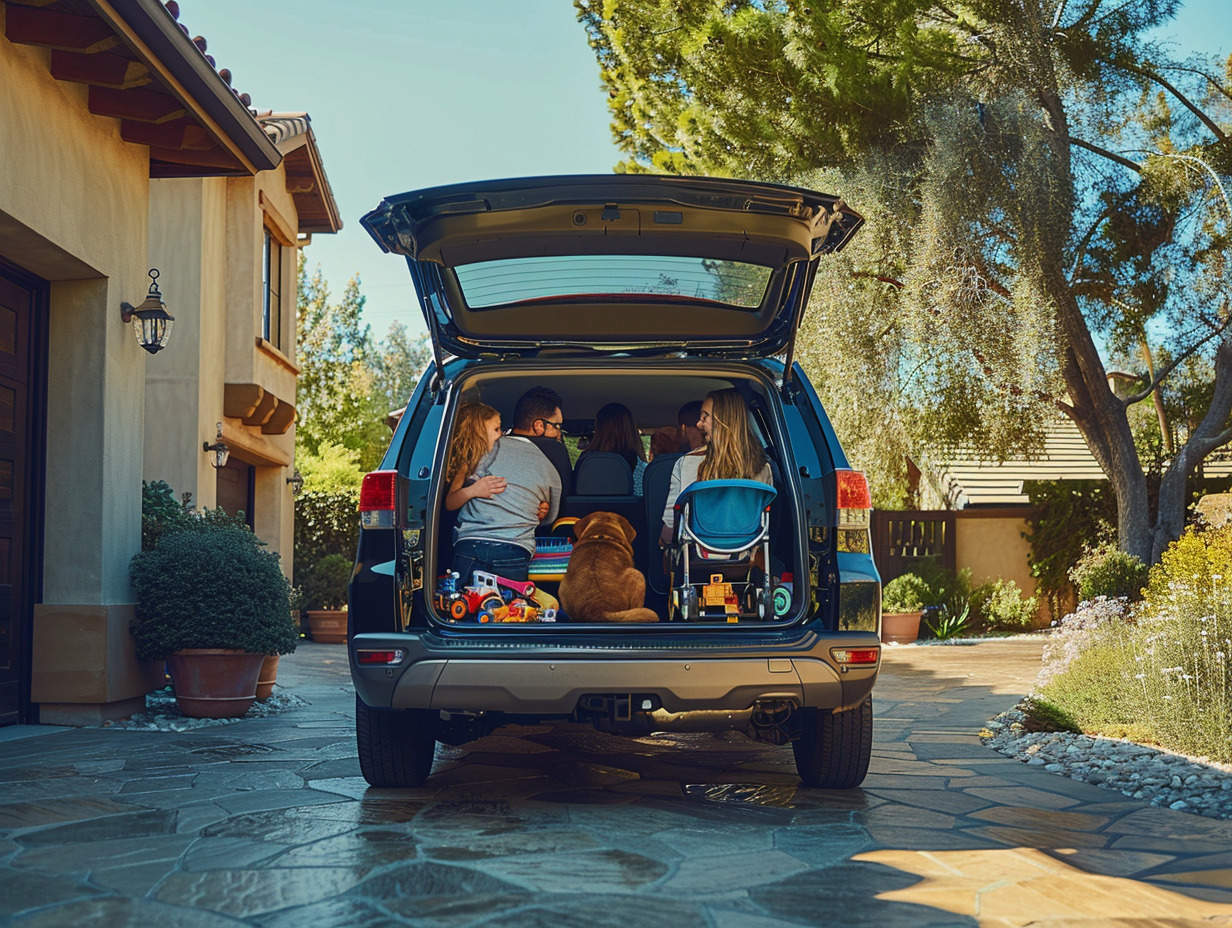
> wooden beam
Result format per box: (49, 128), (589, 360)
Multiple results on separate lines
(4, 5), (120, 53)
(121, 119), (213, 151)
(149, 146), (244, 170)
(88, 85), (185, 123)
(50, 49), (151, 90)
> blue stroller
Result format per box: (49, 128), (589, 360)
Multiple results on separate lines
(668, 479), (777, 621)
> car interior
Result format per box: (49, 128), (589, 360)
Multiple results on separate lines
(432, 368), (798, 623)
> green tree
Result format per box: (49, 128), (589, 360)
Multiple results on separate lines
(296, 260), (429, 471)
(578, 0), (1232, 563)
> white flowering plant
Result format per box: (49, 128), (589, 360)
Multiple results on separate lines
(1032, 527), (1232, 763)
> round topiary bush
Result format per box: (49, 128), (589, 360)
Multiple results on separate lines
(882, 572), (929, 613)
(130, 521), (298, 661)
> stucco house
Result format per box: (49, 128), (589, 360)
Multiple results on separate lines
(0, 0), (340, 726)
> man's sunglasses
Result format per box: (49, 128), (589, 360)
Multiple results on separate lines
(536, 418), (563, 432)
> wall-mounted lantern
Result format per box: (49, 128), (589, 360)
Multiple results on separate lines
(203, 422), (230, 469)
(120, 268), (174, 354)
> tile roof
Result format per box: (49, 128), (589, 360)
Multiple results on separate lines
(922, 419), (1232, 508)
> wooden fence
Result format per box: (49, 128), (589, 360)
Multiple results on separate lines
(871, 510), (956, 583)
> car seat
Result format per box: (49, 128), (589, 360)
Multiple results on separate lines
(668, 479), (777, 621)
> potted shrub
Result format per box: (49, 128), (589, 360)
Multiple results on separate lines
(881, 572), (928, 644)
(302, 552), (352, 643)
(130, 513), (298, 718)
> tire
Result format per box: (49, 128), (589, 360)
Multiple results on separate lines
(355, 695), (438, 788)
(793, 698), (872, 789)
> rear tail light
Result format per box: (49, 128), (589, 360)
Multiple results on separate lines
(835, 469), (871, 553)
(356, 649), (405, 665)
(359, 470), (397, 528)
(830, 647), (879, 665)
(836, 469), (871, 519)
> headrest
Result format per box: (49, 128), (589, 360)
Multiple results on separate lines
(574, 452), (634, 495)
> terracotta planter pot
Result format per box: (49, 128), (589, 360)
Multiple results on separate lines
(256, 654), (281, 701)
(306, 609), (348, 644)
(167, 649), (264, 719)
(880, 610), (922, 644)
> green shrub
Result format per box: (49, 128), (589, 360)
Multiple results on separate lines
(303, 552), (352, 611)
(925, 603), (972, 640)
(978, 578), (1039, 631)
(1037, 625), (1152, 742)
(1069, 543), (1148, 602)
(1038, 527), (1232, 762)
(130, 521), (297, 661)
(141, 480), (192, 551)
(293, 487), (359, 594)
(882, 573), (928, 612)
(913, 560), (973, 620)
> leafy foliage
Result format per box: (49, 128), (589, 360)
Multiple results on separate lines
(302, 553), (353, 612)
(1023, 479), (1117, 617)
(1070, 542), (1149, 602)
(293, 486), (359, 605)
(1037, 527), (1232, 761)
(577, 0), (1232, 564)
(130, 521), (297, 660)
(296, 259), (431, 473)
(925, 603), (972, 640)
(141, 480), (192, 551)
(973, 579), (1039, 632)
(881, 572), (928, 612)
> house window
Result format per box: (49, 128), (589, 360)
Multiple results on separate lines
(262, 228), (282, 348)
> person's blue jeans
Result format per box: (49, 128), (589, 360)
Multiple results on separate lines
(451, 539), (531, 587)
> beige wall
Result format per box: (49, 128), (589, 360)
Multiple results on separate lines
(146, 177), (228, 509)
(2, 27), (166, 718)
(146, 171), (299, 568)
(954, 509), (1050, 624)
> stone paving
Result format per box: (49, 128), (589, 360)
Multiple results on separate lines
(2, 638), (1232, 926)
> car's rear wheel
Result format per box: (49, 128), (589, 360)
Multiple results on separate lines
(356, 696), (437, 787)
(793, 698), (872, 789)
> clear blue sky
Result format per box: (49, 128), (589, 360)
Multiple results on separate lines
(182, 0), (1228, 342)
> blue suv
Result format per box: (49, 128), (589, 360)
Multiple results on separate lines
(348, 175), (881, 788)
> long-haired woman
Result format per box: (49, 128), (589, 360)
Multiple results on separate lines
(580, 402), (647, 494)
(658, 388), (773, 545)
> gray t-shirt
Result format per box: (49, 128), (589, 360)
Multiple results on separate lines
(455, 436), (562, 553)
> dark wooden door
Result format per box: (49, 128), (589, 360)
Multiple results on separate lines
(0, 263), (39, 727)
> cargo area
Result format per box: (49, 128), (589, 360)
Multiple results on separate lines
(425, 365), (811, 627)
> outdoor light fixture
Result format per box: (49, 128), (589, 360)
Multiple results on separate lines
(120, 268), (174, 354)
(203, 422), (230, 469)
(286, 468), (304, 496)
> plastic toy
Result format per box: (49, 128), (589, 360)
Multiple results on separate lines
(434, 571), (469, 621)
(438, 570), (549, 621)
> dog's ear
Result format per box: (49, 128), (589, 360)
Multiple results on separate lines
(573, 511), (595, 538)
(615, 513), (636, 543)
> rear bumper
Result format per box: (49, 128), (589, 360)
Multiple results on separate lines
(350, 630), (880, 717)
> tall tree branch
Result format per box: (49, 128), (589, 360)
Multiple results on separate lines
(1067, 135), (1144, 173)
(1110, 58), (1229, 141)
(1122, 312), (1232, 406)
(1162, 64), (1232, 106)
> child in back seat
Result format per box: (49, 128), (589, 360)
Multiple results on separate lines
(445, 402), (560, 584)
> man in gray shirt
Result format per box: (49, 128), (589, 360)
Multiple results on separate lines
(452, 435), (561, 584)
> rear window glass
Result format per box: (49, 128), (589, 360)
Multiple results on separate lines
(454, 255), (772, 309)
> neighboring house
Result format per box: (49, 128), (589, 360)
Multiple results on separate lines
(884, 418), (1232, 621)
(0, 0), (339, 727)
(918, 418), (1232, 510)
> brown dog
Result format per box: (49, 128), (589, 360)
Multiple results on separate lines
(558, 511), (659, 623)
